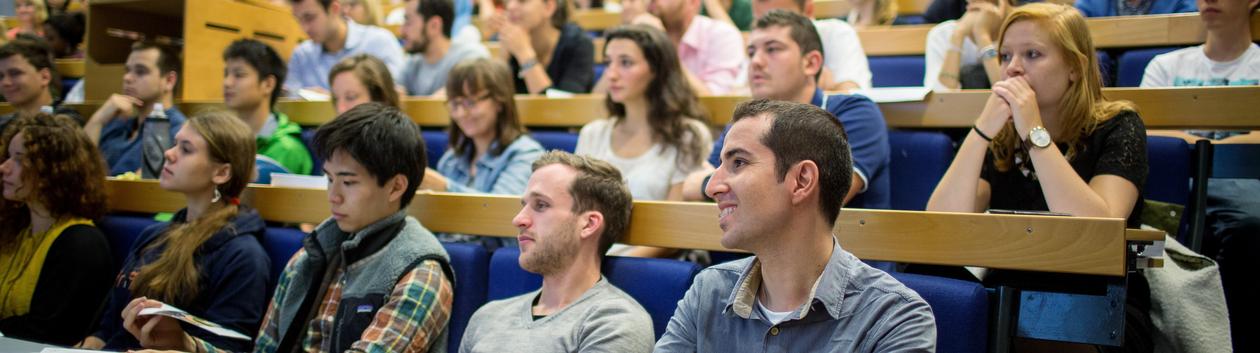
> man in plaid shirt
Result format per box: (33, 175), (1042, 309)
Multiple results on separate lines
(120, 103), (455, 353)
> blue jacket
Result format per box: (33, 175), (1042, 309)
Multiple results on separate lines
(710, 89), (892, 209)
(1074, 0), (1196, 17)
(94, 207), (271, 352)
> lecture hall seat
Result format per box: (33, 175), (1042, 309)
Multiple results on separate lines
(531, 130), (580, 153)
(440, 242), (491, 353)
(422, 129), (449, 169)
(889, 272), (989, 353)
(300, 129), (323, 176)
(887, 130), (954, 211)
(870, 55), (927, 88)
(485, 247), (702, 340)
(1145, 136), (1193, 207)
(261, 227), (306, 287)
(98, 214), (160, 273)
(1115, 46), (1184, 87)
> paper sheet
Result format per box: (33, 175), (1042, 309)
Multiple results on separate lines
(138, 304), (252, 341)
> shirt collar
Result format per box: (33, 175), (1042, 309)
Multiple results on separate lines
(810, 88), (825, 107)
(257, 112), (280, 138)
(332, 18), (365, 54)
(679, 15), (709, 50)
(724, 236), (850, 321)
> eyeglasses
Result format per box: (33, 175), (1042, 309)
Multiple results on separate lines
(446, 94), (492, 112)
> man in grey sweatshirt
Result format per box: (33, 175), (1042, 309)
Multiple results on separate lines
(459, 151), (654, 353)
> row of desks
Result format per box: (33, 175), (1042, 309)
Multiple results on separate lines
(105, 179), (1161, 277)
(7, 86), (1244, 129)
(482, 13), (1260, 59)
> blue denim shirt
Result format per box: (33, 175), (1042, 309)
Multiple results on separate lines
(435, 135), (544, 195)
(98, 107), (186, 176)
(654, 238), (936, 353)
(434, 135), (544, 249)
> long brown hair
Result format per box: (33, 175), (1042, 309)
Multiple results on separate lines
(0, 114), (107, 247)
(130, 111), (256, 305)
(328, 54), (400, 109)
(602, 25), (709, 171)
(445, 58), (527, 158)
(989, 3), (1135, 172)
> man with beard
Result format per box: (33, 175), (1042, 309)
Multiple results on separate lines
(458, 151), (654, 353)
(400, 0), (489, 96)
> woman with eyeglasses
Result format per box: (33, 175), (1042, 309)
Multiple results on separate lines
(421, 58), (543, 196)
(421, 58), (543, 249)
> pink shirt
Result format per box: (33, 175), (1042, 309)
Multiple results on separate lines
(677, 15), (746, 94)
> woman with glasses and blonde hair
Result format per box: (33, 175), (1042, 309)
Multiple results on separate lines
(421, 58), (544, 248)
(927, 3), (1153, 351)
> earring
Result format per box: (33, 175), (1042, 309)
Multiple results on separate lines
(212, 189), (222, 203)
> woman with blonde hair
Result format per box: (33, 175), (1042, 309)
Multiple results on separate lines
(328, 54), (401, 114)
(926, 3), (1152, 351)
(7, 0), (48, 39)
(0, 114), (112, 345)
(79, 111), (270, 352)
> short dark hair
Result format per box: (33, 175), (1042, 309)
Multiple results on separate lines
(0, 38), (55, 74)
(753, 9), (824, 80)
(532, 151), (633, 257)
(314, 103), (427, 209)
(731, 99), (851, 225)
(291, 0), (334, 11)
(44, 12), (86, 52)
(222, 39), (288, 108)
(131, 41), (181, 76)
(416, 0), (455, 38)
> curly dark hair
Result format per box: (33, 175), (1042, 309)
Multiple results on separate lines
(0, 114), (108, 247)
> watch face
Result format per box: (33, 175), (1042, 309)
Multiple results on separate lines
(1031, 128), (1051, 148)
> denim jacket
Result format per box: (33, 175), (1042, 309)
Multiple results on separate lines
(435, 135), (544, 195)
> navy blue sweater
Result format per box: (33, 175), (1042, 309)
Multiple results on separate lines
(93, 207), (271, 352)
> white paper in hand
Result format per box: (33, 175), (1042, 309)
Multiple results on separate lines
(137, 304), (252, 341)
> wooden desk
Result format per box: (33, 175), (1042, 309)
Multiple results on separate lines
(4, 86), (1254, 130)
(106, 179), (1157, 276)
(55, 59), (86, 78)
(814, 0), (934, 19)
(858, 12), (1260, 56)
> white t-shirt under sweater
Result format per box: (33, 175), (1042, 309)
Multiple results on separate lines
(1140, 43), (1260, 87)
(575, 118), (713, 201)
(924, 20), (982, 91)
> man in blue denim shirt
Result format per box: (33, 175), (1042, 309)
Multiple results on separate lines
(654, 99), (935, 353)
(83, 42), (186, 177)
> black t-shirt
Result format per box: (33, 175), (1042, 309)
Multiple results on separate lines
(510, 22), (595, 94)
(0, 224), (114, 345)
(981, 110), (1149, 227)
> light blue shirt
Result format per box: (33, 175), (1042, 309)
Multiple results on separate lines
(285, 19), (406, 91)
(434, 135), (544, 250)
(655, 238), (936, 353)
(436, 135), (544, 195)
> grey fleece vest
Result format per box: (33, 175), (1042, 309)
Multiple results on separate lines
(276, 211), (453, 353)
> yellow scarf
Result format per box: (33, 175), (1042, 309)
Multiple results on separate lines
(0, 218), (94, 318)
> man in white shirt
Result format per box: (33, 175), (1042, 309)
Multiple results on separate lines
(285, 0), (407, 93)
(1140, 0), (1259, 350)
(751, 0), (873, 91)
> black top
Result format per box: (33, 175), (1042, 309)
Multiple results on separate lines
(0, 225), (114, 346)
(981, 110), (1149, 227)
(924, 0), (967, 23)
(510, 23), (594, 94)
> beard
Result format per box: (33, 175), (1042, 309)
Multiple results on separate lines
(520, 223), (580, 276)
(406, 25), (431, 54)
